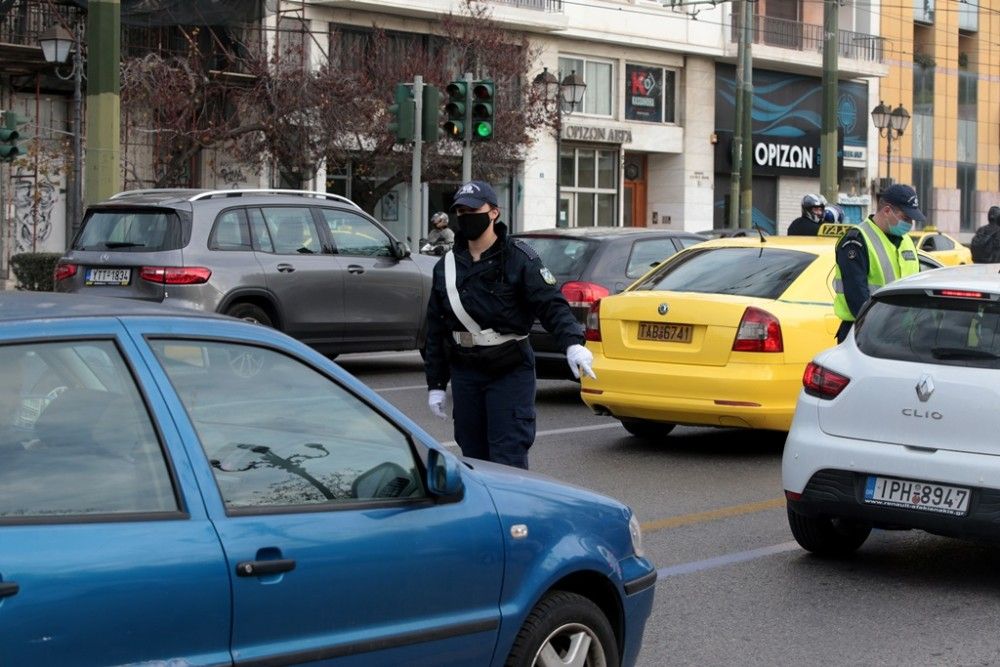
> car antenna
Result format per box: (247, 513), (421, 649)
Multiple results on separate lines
(752, 223), (766, 243)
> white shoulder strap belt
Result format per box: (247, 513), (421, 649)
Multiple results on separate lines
(444, 250), (527, 348)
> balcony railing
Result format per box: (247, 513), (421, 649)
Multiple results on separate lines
(730, 14), (885, 64)
(489, 0), (564, 11)
(0, 0), (84, 48)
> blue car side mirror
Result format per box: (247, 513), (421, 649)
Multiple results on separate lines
(427, 448), (464, 501)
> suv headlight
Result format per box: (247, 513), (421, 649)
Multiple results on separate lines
(628, 512), (644, 558)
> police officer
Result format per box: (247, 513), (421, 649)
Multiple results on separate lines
(788, 193), (827, 236)
(424, 180), (594, 469)
(834, 184), (924, 343)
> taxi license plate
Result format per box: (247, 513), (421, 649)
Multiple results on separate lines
(637, 321), (693, 343)
(864, 476), (970, 516)
(85, 268), (131, 286)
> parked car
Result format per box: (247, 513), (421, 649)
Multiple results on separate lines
(513, 227), (707, 379)
(53, 189), (438, 356)
(908, 226), (973, 266)
(0, 291), (656, 666)
(783, 264), (1000, 556)
(579, 235), (944, 439)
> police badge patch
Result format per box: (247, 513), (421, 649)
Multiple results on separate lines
(540, 267), (557, 285)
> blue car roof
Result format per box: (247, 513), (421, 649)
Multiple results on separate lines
(0, 292), (225, 323)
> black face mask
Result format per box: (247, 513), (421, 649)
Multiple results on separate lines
(457, 212), (493, 240)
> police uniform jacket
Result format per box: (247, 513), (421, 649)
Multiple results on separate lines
(834, 215), (919, 321)
(424, 222), (584, 390)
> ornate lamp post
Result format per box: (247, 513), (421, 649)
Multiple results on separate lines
(871, 100), (910, 189)
(40, 22), (85, 245)
(533, 67), (586, 227)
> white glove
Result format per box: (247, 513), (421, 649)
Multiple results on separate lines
(566, 344), (596, 380)
(428, 389), (448, 419)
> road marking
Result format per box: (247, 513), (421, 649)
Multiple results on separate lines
(640, 497), (785, 534)
(439, 422), (623, 448)
(656, 541), (800, 579)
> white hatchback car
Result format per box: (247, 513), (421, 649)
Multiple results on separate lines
(783, 264), (1000, 556)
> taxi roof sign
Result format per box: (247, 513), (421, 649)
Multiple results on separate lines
(817, 223), (856, 237)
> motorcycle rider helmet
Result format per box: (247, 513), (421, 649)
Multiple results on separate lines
(823, 205), (845, 223)
(801, 194), (825, 223)
(431, 211), (449, 228)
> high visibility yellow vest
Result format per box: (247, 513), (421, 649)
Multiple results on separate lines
(833, 217), (919, 322)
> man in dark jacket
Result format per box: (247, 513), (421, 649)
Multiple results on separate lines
(970, 205), (1000, 263)
(423, 180), (594, 469)
(788, 193), (827, 236)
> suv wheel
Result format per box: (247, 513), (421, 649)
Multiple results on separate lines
(226, 303), (273, 328)
(787, 506), (871, 557)
(620, 418), (676, 440)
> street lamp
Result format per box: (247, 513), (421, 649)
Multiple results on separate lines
(871, 100), (910, 189)
(533, 67), (586, 227)
(39, 22), (84, 244)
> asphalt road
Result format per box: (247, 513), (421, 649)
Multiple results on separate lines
(338, 351), (1000, 667)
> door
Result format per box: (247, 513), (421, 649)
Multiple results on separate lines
(624, 154), (647, 227)
(317, 208), (424, 350)
(559, 193), (573, 228)
(251, 206), (345, 344)
(144, 338), (505, 666)
(0, 324), (231, 666)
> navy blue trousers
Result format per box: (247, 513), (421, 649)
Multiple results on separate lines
(449, 345), (536, 469)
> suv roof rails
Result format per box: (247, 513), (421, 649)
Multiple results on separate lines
(188, 189), (361, 209)
(108, 188), (202, 200)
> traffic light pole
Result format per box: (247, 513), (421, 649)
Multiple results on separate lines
(462, 72), (473, 182)
(410, 75), (424, 252)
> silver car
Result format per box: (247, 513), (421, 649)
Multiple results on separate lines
(54, 189), (438, 356)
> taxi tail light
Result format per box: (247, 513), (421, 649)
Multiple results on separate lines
(140, 266), (212, 285)
(561, 281), (610, 308)
(53, 262), (77, 282)
(802, 361), (850, 399)
(585, 299), (602, 342)
(732, 307), (783, 352)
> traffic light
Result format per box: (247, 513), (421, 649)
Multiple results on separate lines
(422, 84), (441, 142)
(470, 80), (494, 142)
(0, 111), (28, 162)
(443, 80), (468, 141)
(387, 83), (415, 143)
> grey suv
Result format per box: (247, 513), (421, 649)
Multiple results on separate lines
(54, 189), (438, 355)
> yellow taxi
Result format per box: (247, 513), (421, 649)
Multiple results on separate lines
(908, 226), (972, 266)
(579, 230), (942, 439)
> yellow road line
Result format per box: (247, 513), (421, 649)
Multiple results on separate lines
(641, 497), (785, 534)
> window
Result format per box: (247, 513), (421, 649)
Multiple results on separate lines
(149, 340), (425, 510)
(626, 239), (680, 278)
(209, 209), (252, 251)
(0, 340), (178, 519)
(247, 208), (274, 253)
(75, 209), (185, 252)
(857, 293), (1000, 369)
(259, 207), (321, 255)
(634, 247), (816, 299)
(625, 64), (676, 124)
(516, 237), (597, 281)
(559, 56), (614, 117)
(561, 147), (619, 227)
(319, 210), (392, 257)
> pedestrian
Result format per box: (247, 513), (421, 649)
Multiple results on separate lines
(423, 211), (455, 255)
(833, 184), (924, 343)
(788, 193), (827, 236)
(969, 205), (1000, 264)
(423, 180), (595, 469)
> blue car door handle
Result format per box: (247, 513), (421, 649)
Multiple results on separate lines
(347, 265), (364, 274)
(0, 581), (19, 598)
(276, 263), (295, 273)
(235, 559), (296, 577)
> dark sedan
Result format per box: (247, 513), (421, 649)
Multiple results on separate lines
(514, 227), (707, 379)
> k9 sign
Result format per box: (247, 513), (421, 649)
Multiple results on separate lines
(625, 64), (662, 123)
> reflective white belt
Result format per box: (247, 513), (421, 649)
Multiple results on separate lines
(452, 330), (527, 348)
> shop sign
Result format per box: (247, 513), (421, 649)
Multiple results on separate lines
(563, 125), (633, 144)
(625, 64), (662, 123)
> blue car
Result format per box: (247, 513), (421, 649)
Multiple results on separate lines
(0, 292), (656, 666)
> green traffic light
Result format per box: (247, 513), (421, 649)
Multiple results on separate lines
(474, 121), (493, 138)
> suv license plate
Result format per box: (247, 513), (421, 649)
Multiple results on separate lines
(85, 268), (131, 286)
(637, 321), (693, 343)
(864, 476), (970, 516)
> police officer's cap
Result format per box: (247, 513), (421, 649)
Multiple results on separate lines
(452, 181), (499, 211)
(880, 184), (926, 224)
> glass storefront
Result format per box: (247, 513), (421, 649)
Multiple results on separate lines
(560, 145), (618, 227)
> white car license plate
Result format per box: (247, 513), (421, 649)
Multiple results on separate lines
(864, 476), (970, 516)
(85, 268), (131, 286)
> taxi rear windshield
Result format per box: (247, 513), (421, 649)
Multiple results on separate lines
(632, 247), (815, 299)
(856, 293), (1000, 369)
(74, 209), (185, 252)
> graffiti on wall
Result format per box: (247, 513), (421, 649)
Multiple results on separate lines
(10, 175), (60, 254)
